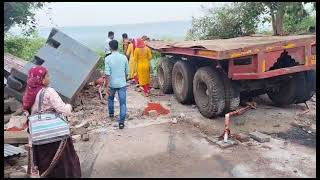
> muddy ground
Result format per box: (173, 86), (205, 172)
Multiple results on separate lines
(4, 83), (316, 178)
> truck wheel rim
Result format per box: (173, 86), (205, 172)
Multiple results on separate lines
(175, 71), (184, 93)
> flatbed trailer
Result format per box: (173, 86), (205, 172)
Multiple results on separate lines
(147, 34), (316, 118)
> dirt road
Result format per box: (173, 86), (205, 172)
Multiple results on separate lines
(72, 84), (316, 178)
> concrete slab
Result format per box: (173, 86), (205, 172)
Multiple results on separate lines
(249, 131), (271, 143)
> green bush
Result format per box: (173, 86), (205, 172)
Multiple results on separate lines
(4, 32), (46, 61)
(92, 41), (124, 71)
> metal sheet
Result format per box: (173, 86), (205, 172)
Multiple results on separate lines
(147, 34), (316, 52)
(4, 144), (27, 158)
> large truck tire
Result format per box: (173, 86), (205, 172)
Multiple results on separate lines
(294, 70), (316, 103)
(267, 71), (315, 106)
(172, 61), (196, 104)
(158, 57), (174, 94)
(193, 67), (225, 118)
(218, 69), (240, 113)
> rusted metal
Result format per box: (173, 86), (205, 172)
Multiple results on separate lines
(231, 65), (316, 80)
(147, 34), (315, 60)
(220, 102), (257, 142)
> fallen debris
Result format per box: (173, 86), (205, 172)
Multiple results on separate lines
(4, 131), (28, 144)
(148, 110), (158, 117)
(249, 131), (271, 143)
(216, 140), (237, 149)
(5, 116), (27, 131)
(81, 133), (90, 141)
(4, 98), (22, 113)
(235, 133), (250, 142)
(261, 144), (272, 150)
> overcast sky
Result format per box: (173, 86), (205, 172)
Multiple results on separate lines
(34, 2), (228, 27)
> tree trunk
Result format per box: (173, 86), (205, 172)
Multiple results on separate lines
(275, 8), (285, 36)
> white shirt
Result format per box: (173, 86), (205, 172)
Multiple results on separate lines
(105, 38), (113, 54)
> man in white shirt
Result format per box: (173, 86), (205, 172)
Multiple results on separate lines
(105, 31), (114, 56)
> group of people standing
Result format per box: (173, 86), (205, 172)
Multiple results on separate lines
(105, 31), (153, 97)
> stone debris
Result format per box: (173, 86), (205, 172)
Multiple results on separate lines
(81, 133), (90, 141)
(71, 126), (87, 135)
(4, 131), (28, 144)
(6, 115), (27, 131)
(249, 131), (271, 143)
(216, 140), (237, 149)
(234, 133), (250, 142)
(4, 98), (22, 113)
(148, 110), (158, 117)
(9, 171), (28, 178)
(171, 118), (177, 124)
(4, 114), (11, 124)
(261, 144), (272, 150)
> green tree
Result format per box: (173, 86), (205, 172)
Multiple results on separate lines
(187, 2), (315, 40)
(4, 2), (47, 34)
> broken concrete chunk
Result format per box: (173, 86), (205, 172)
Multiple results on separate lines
(71, 126), (87, 135)
(6, 116), (27, 130)
(4, 115), (12, 124)
(4, 98), (22, 113)
(249, 131), (270, 143)
(216, 140), (236, 149)
(9, 172), (28, 178)
(81, 133), (89, 141)
(235, 133), (250, 142)
(4, 131), (28, 144)
(148, 110), (158, 117)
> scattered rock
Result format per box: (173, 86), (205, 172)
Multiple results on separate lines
(91, 121), (97, 126)
(148, 110), (158, 117)
(307, 130), (312, 134)
(204, 135), (219, 143)
(4, 131), (28, 144)
(273, 124), (280, 127)
(293, 170), (297, 173)
(167, 102), (172, 107)
(4, 114), (11, 124)
(6, 116), (27, 130)
(261, 144), (272, 150)
(83, 122), (90, 128)
(191, 105), (197, 109)
(9, 172), (28, 178)
(235, 133), (250, 142)
(71, 127), (87, 135)
(4, 98), (22, 113)
(72, 135), (81, 143)
(179, 113), (186, 119)
(249, 131), (270, 143)
(171, 118), (177, 124)
(216, 140), (237, 149)
(81, 133), (89, 141)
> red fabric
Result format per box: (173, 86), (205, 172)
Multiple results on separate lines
(136, 38), (145, 48)
(143, 102), (170, 116)
(22, 66), (48, 111)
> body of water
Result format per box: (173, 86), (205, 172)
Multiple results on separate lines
(37, 20), (192, 50)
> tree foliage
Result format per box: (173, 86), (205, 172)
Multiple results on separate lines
(4, 2), (47, 34)
(4, 33), (46, 61)
(187, 2), (316, 40)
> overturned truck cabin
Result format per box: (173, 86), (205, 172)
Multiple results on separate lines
(147, 34), (316, 118)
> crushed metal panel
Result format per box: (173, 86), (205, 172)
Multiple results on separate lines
(4, 144), (27, 158)
(19, 28), (100, 104)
